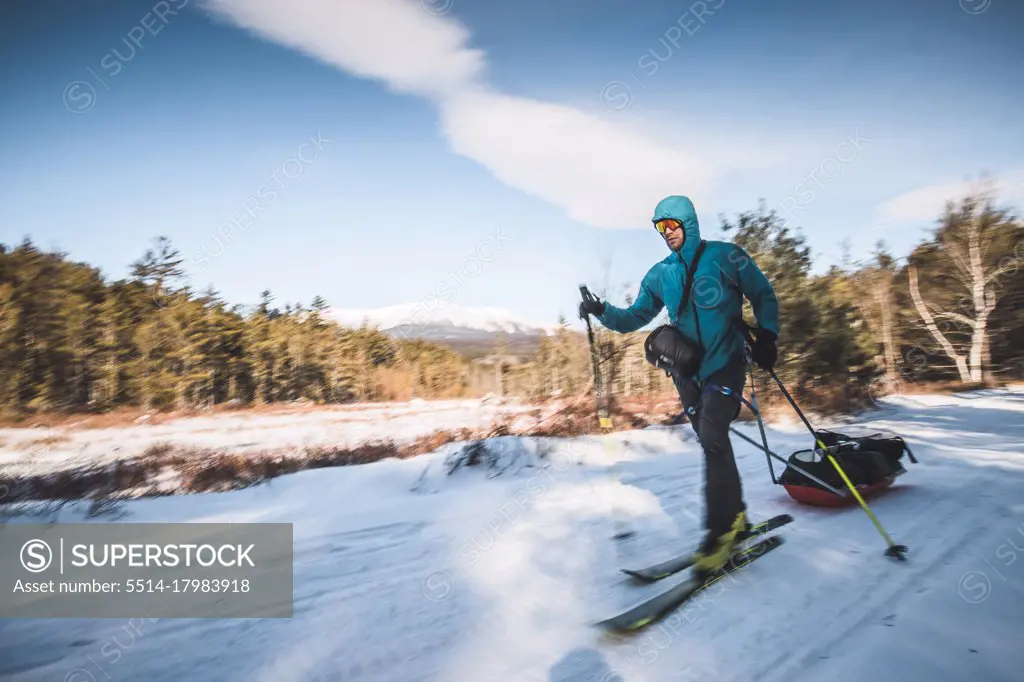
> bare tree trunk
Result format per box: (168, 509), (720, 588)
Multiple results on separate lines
(908, 265), (971, 381)
(965, 216), (998, 384)
(982, 331), (994, 384)
(967, 218), (984, 382)
(875, 272), (898, 379)
(968, 318), (988, 383)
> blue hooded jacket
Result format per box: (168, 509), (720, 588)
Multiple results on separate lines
(596, 195), (779, 384)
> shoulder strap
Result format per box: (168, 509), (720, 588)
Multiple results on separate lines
(679, 239), (707, 315)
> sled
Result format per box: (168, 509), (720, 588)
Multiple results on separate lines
(730, 425), (917, 506)
(783, 476), (896, 507)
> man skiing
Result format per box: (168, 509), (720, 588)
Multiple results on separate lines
(579, 194), (779, 578)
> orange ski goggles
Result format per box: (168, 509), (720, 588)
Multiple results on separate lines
(653, 218), (683, 235)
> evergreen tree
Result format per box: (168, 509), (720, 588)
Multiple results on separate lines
(1, 199), (1021, 417)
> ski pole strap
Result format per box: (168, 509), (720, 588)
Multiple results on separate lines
(700, 381), (757, 414)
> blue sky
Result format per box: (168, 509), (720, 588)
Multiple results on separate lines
(2, 0), (1022, 326)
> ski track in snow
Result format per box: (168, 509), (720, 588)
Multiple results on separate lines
(2, 388), (1024, 681)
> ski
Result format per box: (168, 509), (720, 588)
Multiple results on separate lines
(598, 535), (785, 634)
(621, 513), (792, 582)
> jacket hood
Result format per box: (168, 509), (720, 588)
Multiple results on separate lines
(653, 195), (701, 261)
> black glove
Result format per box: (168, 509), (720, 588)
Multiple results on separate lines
(578, 290), (605, 319)
(751, 329), (778, 371)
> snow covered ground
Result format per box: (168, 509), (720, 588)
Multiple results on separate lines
(0, 398), (542, 477)
(2, 387), (1024, 681)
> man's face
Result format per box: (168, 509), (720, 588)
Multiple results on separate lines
(657, 219), (686, 251)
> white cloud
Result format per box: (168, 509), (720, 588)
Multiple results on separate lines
(440, 89), (713, 227)
(875, 170), (1024, 224)
(201, 0), (715, 229)
(202, 0), (484, 99)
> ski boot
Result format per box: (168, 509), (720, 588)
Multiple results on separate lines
(692, 511), (748, 581)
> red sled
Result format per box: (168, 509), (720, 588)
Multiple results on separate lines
(783, 474), (899, 508)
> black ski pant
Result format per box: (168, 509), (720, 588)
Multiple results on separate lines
(673, 358), (747, 538)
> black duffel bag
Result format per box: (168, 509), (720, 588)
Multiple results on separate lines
(780, 429), (910, 491)
(644, 324), (704, 379)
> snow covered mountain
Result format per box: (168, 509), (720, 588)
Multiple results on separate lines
(327, 303), (562, 345)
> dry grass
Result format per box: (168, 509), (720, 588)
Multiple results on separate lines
(0, 395), (676, 504)
(755, 378), (999, 418)
(0, 377), (1000, 431)
(0, 398), (525, 431)
(898, 379), (990, 396)
(0, 401), (409, 430)
(0, 426), (485, 504)
(23, 434), (71, 449)
(522, 392), (680, 438)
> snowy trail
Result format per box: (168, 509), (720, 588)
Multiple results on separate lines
(2, 388), (1024, 681)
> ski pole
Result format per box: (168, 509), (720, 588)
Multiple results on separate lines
(762, 364), (908, 561)
(743, 344), (777, 484)
(579, 285), (633, 540)
(579, 285), (612, 430)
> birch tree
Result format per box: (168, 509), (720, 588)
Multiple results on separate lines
(907, 192), (1020, 384)
(854, 243), (899, 381)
